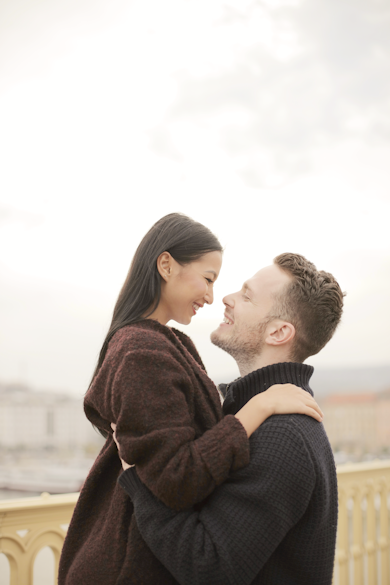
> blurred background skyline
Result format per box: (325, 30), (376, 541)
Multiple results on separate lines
(1, 0), (390, 397)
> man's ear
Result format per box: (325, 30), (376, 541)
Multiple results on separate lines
(156, 252), (173, 282)
(265, 320), (296, 346)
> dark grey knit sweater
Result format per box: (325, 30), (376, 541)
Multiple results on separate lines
(119, 362), (338, 585)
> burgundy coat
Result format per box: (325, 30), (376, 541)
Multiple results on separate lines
(58, 319), (250, 585)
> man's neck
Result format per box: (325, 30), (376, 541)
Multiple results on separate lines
(237, 351), (292, 378)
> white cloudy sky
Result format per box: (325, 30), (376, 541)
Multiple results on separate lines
(1, 0), (389, 396)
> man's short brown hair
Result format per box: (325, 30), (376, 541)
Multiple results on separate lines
(272, 253), (345, 362)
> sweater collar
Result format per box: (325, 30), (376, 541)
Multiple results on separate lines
(222, 362), (314, 416)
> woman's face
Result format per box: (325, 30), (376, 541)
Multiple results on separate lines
(157, 251), (223, 325)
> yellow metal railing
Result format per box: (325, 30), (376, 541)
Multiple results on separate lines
(0, 461), (389, 585)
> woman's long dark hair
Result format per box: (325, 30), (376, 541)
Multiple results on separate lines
(90, 213), (222, 412)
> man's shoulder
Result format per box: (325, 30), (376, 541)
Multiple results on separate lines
(248, 414), (335, 474)
(252, 412), (312, 432)
(215, 415), (318, 501)
(252, 411), (328, 441)
(250, 414), (313, 451)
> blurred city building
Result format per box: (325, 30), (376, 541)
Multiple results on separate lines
(0, 382), (104, 495)
(0, 382), (102, 450)
(2, 379), (390, 495)
(321, 388), (390, 456)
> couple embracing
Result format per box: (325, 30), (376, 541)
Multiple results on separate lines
(59, 213), (344, 585)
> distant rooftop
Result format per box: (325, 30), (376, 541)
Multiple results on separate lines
(323, 389), (390, 404)
(0, 381), (80, 405)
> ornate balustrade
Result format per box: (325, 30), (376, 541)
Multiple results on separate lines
(0, 461), (389, 585)
(0, 492), (78, 585)
(334, 460), (390, 585)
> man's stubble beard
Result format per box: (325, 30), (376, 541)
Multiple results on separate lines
(210, 320), (269, 372)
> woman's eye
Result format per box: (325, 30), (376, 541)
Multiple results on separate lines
(205, 278), (213, 284)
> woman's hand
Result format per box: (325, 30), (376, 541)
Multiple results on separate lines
(235, 384), (323, 438)
(258, 383), (323, 420)
(111, 423), (134, 471)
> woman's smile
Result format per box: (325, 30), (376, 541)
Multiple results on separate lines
(192, 302), (202, 315)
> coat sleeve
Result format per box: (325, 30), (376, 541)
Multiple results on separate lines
(109, 347), (250, 511)
(118, 420), (316, 585)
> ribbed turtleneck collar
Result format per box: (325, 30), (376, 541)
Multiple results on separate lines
(222, 362), (314, 416)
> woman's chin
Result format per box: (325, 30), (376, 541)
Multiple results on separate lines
(171, 315), (192, 326)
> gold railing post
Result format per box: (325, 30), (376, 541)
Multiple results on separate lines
(337, 488), (350, 585)
(53, 546), (61, 583)
(351, 487), (364, 585)
(379, 479), (389, 584)
(365, 480), (377, 585)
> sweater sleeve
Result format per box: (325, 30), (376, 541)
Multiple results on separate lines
(109, 347), (250, 511)
(119, 419), (316, 585)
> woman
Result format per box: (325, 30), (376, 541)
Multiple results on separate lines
(58, 213), (322, 585)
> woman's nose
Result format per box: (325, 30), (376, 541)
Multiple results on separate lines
(205, 287), (214, 305)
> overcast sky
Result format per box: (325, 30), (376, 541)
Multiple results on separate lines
(1, 0), (389, 396)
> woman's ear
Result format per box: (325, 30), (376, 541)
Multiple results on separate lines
(156, 252), (173, 281)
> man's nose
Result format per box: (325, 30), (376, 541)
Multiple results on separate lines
(222, 292), (235, 307)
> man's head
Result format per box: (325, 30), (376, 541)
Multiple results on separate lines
(211, 253), (345, 373)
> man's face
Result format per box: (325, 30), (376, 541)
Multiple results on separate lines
(211, 264), (292, 361)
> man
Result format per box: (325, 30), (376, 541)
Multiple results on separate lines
(116, 253), (344, 585)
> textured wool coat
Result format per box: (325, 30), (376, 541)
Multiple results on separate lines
(58, 319), (250, 585)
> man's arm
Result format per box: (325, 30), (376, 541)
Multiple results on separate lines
(119, 418), (316, 585)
